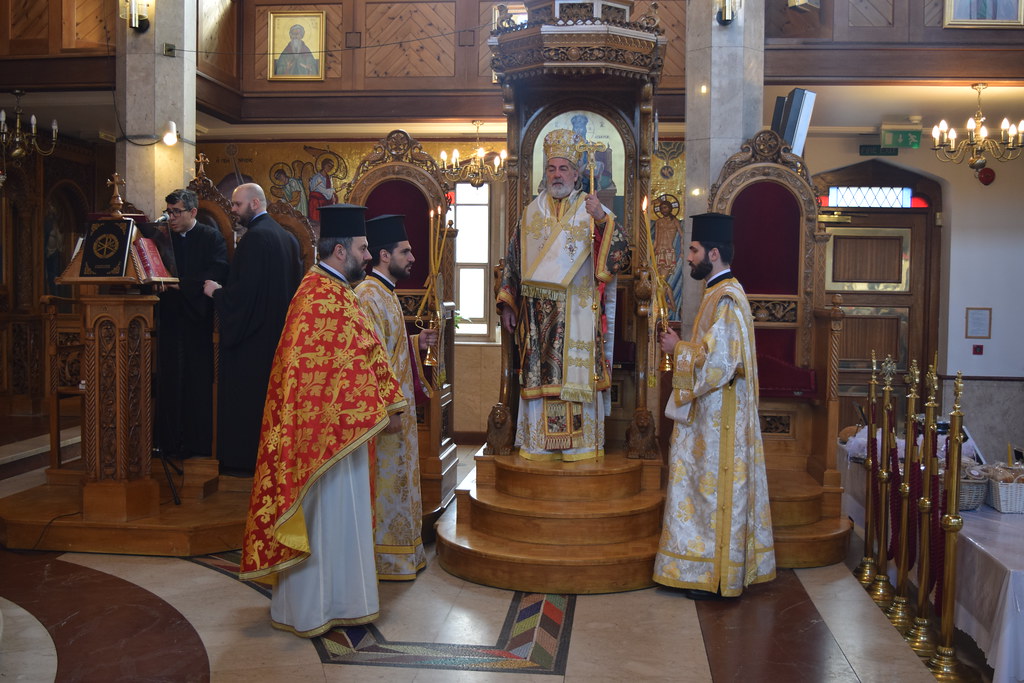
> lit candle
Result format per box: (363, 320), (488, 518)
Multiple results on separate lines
(440, 150), (447, 169)
(1001, 118), (1010, 143)
(51, 119), (58, 138)
(932, 125), (940, 147)
(30, 114), (37, 135)
(452, 149), (459, 167)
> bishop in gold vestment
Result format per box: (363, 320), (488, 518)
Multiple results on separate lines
(655, 213), (775, 598)
(497, 128), (630, 461)
(356, 214), (434, 581)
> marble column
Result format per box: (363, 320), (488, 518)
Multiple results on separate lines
(681, 0), (764, 324)
(115, 1), (198, 218)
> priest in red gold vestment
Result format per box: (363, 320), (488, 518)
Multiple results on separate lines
(239, 203), (406, 637)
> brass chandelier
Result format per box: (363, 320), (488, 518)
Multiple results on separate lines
(931, 83), (1023, 170)
(0, 90), (59, 191)
(438, 120), (507, 188)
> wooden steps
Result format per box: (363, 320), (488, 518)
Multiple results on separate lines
(436, 451), (664, 594)
(767, 468), (851, 568)
(0, 473), (249, 556)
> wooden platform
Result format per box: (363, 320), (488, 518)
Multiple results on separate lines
(0, 465), (249, 556)
(436, 450), (664, 594)
(767, 468), (852, 568)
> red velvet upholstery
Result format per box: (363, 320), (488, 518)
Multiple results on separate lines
(365, 179), (430, 287)
(756, 353), (816, 399)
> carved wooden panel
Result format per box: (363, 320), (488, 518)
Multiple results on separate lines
(840, 314), (901, 366)
(198, 0), (239, 83)
(12, 0), (47, 41)
(834, 0), (908, 40)
(849, 0), (894, 27)
(365, 2), (456, 78)
(252, 5), (344, 81)
(478, 2), (501, 80)
(68, 0), (114, 50)
(831, 235), (903, 284)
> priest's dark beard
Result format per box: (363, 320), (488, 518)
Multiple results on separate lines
(689, 255), (712, 281)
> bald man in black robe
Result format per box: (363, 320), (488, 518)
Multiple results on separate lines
(205, 183), (303, 476)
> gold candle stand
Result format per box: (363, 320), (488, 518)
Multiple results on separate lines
(854, 351), (880, 587)
(886, 360), (919, 631)
(926, 374), (978, 681)
(906, 362), (940, 657)
(868, 355), (897, 607)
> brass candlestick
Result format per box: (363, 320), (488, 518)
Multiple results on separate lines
(659, 310), (673, 372)
(906, 361), (940, 657)
(854, 351), (879, 587)
(868, 354), (896, 607)
(886, 360), (919, 631)
(926, 373), (978, 681)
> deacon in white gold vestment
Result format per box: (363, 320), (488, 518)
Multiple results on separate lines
(654, 274), (776, 596)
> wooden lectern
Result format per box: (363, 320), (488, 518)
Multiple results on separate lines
(54, 175), (172, 522)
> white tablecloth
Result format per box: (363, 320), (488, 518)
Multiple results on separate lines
(841, 448), (1024, 683)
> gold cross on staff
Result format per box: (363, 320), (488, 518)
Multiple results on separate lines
(106, 172), (126, 217)
(574, 139), (608, 193)
(195, 152), (210, 179)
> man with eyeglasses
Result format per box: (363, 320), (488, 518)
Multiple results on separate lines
(156, 189), (229, 464)
(203, 183), (303, 476)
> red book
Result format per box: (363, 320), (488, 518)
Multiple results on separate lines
(132, 236), (177, 284)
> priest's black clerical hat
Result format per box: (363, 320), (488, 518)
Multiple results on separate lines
(319, 204), (367, 238)
(366, 214), (408, 252)
(690, 212), (733, 243)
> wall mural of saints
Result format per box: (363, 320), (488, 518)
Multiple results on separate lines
(266, 146), (349, 223)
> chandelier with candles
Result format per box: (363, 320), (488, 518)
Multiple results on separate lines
(931, 83), (1023, 171)
(0, 90), (59, 191)
(438, 120), (507, 188)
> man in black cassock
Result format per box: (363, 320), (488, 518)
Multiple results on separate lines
(204, 183), (303, 476)
(157, 188), (229, 460)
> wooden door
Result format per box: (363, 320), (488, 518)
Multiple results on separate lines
(825, 209), (937, 429)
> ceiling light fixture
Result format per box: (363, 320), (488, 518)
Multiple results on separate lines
(931, 83), (1023, 172)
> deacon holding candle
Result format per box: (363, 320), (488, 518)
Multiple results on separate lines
(655, 212), (775, 599)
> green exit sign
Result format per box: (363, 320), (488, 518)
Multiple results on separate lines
(880, 128), (922, 148)
(859, 145), (899, 156)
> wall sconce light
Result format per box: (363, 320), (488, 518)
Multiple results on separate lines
(162, 121), (178, 146)
(120, 0), (152, 33)
(716, 0), (739, 25)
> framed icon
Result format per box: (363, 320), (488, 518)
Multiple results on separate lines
(268, 11), (325, 81)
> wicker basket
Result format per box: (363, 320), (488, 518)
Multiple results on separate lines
(958, 479), (987, 511)
(986, 479), (1024, 513)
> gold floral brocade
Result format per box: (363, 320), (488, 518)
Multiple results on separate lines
(239, 266), (406, 584)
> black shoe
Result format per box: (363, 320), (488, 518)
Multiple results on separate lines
(681, 588), (725, 601)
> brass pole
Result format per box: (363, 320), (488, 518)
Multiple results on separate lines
(906, 362), (940, 657)
(868, 354), (897, 607)
(854, 351), (879, 587)
(886, 360), (919, 631)
(927, 374), (976, 680)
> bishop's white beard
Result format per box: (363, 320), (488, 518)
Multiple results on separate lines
(547, 180), (573, 199)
